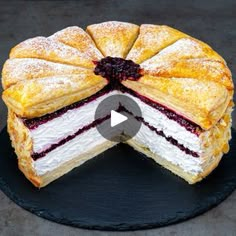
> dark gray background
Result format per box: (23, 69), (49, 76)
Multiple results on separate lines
(0, 1), (235, 235)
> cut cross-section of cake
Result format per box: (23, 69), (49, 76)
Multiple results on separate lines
(1, 21), (234, 187)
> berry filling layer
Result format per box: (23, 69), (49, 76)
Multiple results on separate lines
(94, 57), (142, 89)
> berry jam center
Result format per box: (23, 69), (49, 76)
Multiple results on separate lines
(94, 57), (142, 88)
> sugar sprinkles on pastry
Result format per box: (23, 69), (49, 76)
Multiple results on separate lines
(1, 21), (234, 187)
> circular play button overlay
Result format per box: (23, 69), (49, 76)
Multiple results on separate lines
(95, 94), (142, 142)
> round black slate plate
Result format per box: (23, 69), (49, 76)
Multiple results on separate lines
(0, 127), (235, 231)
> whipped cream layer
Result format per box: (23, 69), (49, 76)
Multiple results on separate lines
(30, 90), (118, 153)
(122, 92), (201, 153)
(132, 124), (203, 174)
(34, 126), (113, 175)
(34, 119), (202, 176)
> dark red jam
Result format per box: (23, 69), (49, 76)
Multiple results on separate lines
(94, 57), (142, 89)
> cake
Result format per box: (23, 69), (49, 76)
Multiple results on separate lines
(1, 21), (234, 187)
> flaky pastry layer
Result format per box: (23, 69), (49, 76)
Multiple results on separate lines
(122, 76), (232, 130)
(3, 73), (107, 118)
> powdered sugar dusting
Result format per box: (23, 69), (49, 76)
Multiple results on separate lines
(49, 26), (103, 60)
(141, 38), (215, 70)
(87, 21), (139, 57)
(140, 58), (230, 86)
(10, 36), (95, 68)
(3, 58), (91, 88)
(17, 73), (102, 102)
(89, 21), (138, 33)
(37, 75), (83, 92)
(126, 24), (186, 63)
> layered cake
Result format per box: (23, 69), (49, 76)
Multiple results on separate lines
(1, 22), (234, 187)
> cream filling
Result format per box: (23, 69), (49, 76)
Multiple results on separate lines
(122, 92), (201, 153)
(131, 124), (203, 174)
(30, 90), (201, 155)
(31, 91), (118, 153)
(34, 126), (114, 175)
(34, 120), (202, 176)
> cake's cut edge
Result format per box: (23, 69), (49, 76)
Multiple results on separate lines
(126, 139), (223, 184)
(7, 103), (116, 188)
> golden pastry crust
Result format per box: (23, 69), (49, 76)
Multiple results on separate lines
(49, 26), (103, 60)
(7, 110), (41, 187)
(200, 105), (232, 159)
(10, 36), (95, 68)
(3, 72), (108, 118)
(87, 21), (139, 58)
(141, 58), (233, 90)
(126, 24), (188, 64)
(141, 37), (226, 66)
(122, 75), (231, 130)
(2, 22), (233, 129)
(2, 58), (91, 89)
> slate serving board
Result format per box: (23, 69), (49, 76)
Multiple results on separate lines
(0, 127), (235, 231)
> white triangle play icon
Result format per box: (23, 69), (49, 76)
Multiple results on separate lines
(110, 110), (128, 127)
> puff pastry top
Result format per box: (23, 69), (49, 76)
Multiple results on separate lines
(1, 21), (234, 130)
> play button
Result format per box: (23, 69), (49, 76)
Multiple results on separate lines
(95, 94), (142, 142)
(111, 110), (128, 127)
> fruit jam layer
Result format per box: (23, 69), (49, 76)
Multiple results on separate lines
(23, 84), (201, 135)
(94, 56), (142, 88)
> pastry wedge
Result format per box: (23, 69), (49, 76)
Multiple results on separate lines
(10, 37), (95, 68)
(126, 24), (188, 63)
(87, 21), (139, 57)
(2, 58), (91, 89)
